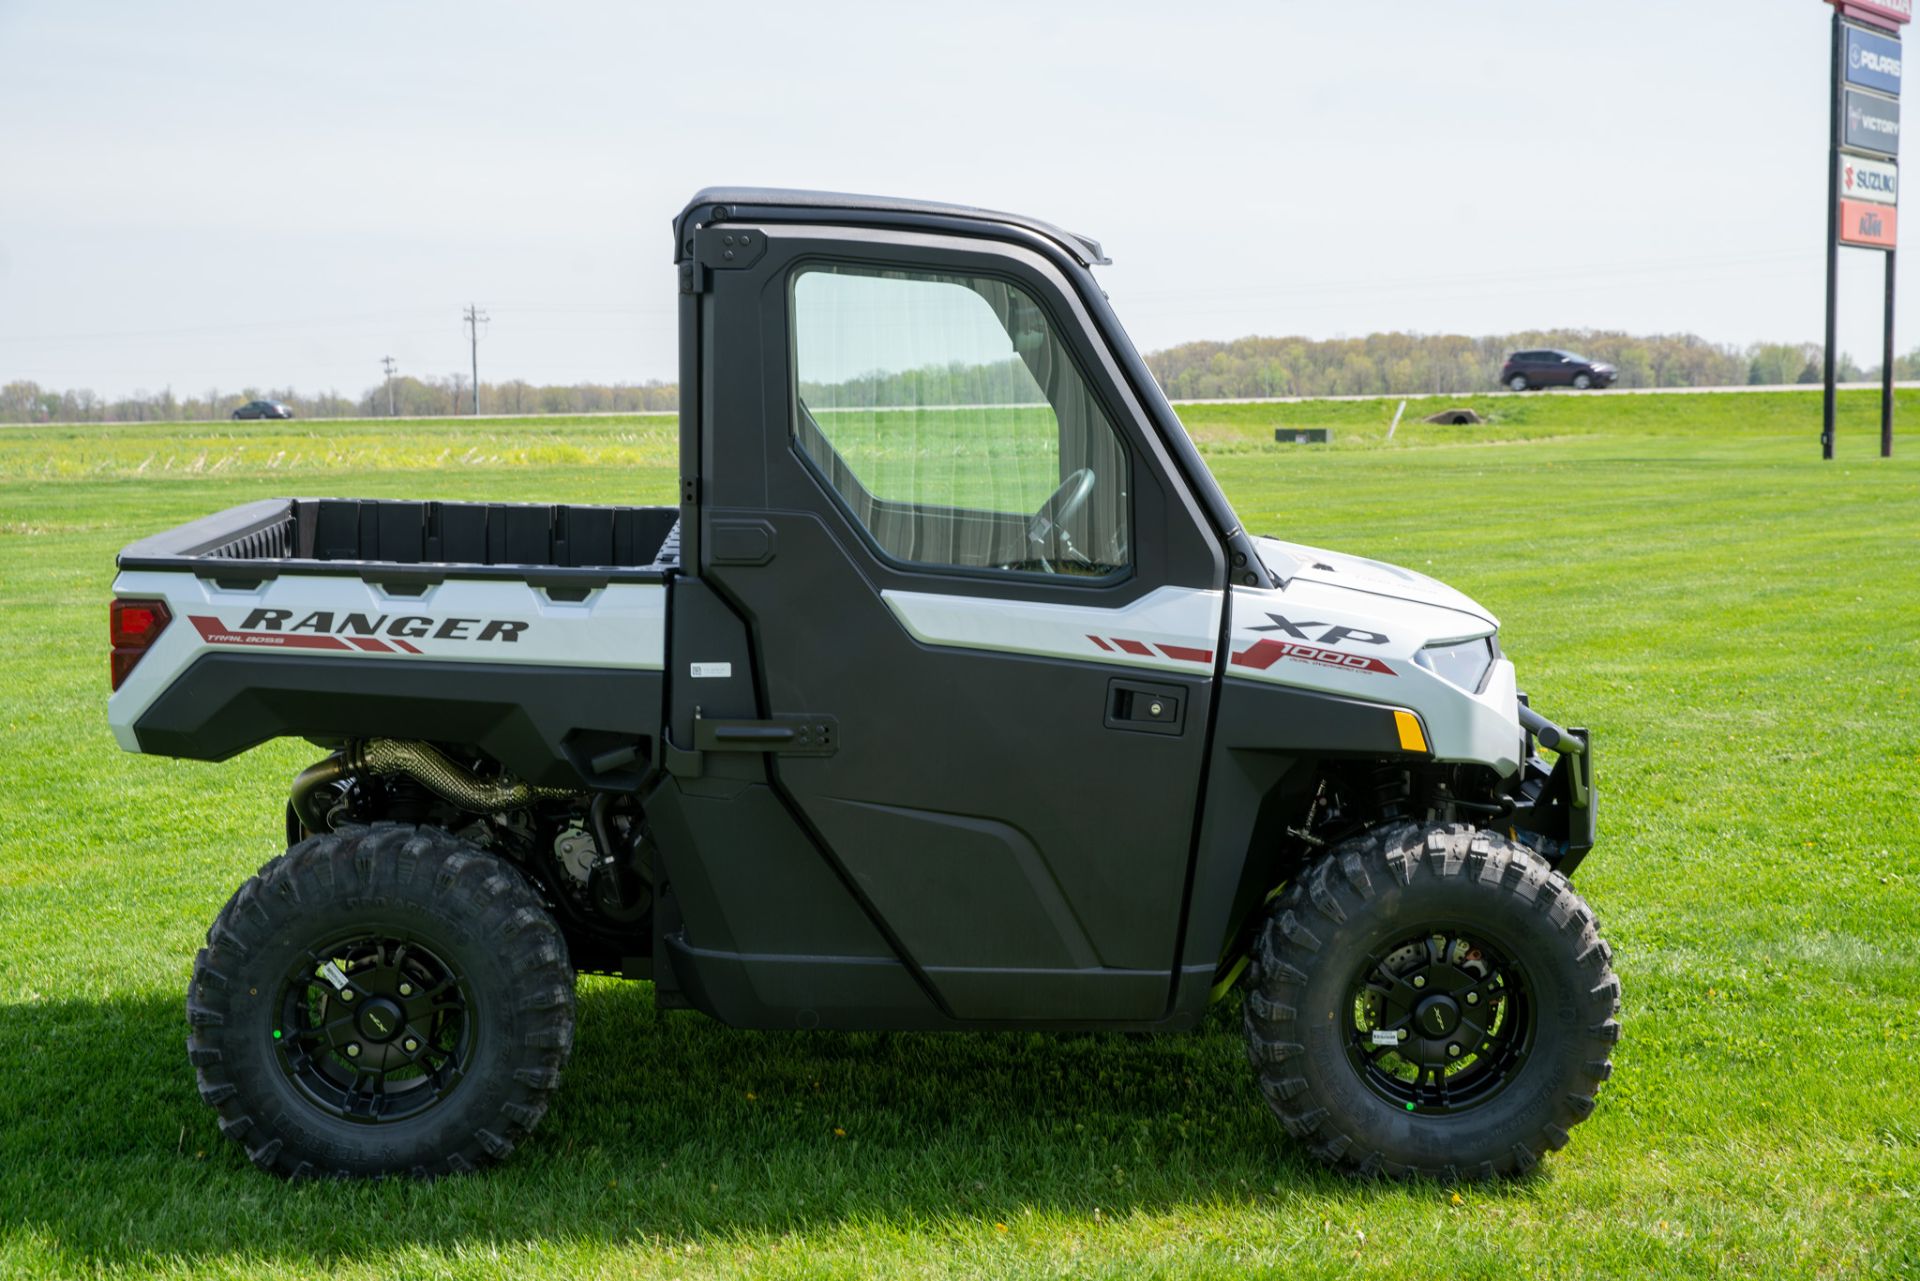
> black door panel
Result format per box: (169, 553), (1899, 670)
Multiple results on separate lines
(690, 226), (1225, 1024)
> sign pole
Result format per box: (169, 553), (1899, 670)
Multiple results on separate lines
(1825, 7), (1843, 461)
(1885, 247), (1897, 454)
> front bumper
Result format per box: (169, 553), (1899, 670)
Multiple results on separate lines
(1508, 708), (1595, 874)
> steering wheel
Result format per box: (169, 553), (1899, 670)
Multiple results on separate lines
(1026, 468), (1096, 571)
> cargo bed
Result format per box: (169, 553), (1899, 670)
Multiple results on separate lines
(116, 497), (682, 583)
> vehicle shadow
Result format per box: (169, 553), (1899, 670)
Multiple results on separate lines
(0, 980), (1415, 1272)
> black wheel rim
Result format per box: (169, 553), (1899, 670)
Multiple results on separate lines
(1343, 926), (1532, 1115)
(273, 931), (475, 1124)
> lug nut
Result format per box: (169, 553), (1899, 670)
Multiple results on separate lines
(403, 1038), (418, 1053)
(345, 1043), (361, 1058)
(1412, 975), (1427, 989)
(1466, 992), (1480, 1006)
(339, 989), (354, 1002)
(1447, 1044), (1461, 1058)
(398, 982), (413, 996)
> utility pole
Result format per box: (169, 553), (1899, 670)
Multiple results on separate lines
(462, 303), (489, 416)
(380, 355), (397, 417)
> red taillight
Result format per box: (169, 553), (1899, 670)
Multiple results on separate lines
(110, 597), (172, 690)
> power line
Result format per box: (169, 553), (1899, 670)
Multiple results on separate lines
(462, 303), (488, 416)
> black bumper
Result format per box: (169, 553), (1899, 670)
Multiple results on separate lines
(1509, 724), (1595, 875)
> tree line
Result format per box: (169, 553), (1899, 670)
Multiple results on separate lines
(1141, 331), (1877, 401)
(0, 373), (678, 424)
(3, 330), (1908, 424)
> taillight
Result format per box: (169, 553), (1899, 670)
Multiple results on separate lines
(110, 597), (172, 690)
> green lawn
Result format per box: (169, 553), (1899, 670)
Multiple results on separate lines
(2, 391), (1917, 1278)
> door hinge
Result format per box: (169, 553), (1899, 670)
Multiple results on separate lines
(693, 226), (768, 274)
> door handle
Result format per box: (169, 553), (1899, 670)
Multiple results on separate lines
(1105, 678), (1185, 735)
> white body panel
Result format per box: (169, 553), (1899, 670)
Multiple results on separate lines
(881, 585), (1224, 675)
(883, 537), (1522, 775)
(108, 569), (666, 751)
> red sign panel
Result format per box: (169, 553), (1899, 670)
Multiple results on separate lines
(1840, 196), (1900, 246)
(1831, 0), (1912, 31)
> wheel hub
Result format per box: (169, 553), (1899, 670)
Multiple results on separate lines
(274, 933), (474, 1124)
(1413, 994), (1461, 1038)
(1344, 928), (1532, 1114)
(356, 997), (404, 1043)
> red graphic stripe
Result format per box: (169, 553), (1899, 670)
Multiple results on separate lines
(1087, 634), (1113, 651)
(190, 616), (352, 651)
(1230, 638), (1395, 676)
(1154, 643), (1214, 664)
(1111, 637), (1153, 657)
(189, 615), (417, 656)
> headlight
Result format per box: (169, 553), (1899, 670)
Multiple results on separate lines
(1415, 635), (1497, 692)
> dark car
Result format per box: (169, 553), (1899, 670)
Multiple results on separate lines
(1499, 350), (1617, 391)
(232, 400), (295, 420)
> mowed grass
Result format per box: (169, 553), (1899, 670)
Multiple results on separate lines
(1, 390), (1917, 1278)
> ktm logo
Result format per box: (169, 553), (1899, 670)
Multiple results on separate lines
(1250, 613), (1389, 646)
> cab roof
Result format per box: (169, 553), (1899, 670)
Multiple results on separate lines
(674, 187), (1110, 267)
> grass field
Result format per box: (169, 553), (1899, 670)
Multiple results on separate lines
(2, 390), (1917, 1278)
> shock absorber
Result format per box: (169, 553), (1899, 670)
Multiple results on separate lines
(1368, 763), (1411, 819)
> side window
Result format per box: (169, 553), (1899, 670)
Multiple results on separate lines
(789, 264), (1131, 578)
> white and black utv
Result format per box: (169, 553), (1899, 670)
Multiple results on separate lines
(108, 188), (1616, 1181)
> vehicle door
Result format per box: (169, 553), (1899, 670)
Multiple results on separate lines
(684, 222), (1227, 1022)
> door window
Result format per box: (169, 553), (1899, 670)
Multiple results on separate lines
(789, 264), (1130, 578)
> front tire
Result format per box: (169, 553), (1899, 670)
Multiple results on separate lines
(186, 824), (575, 1178)
(1573, 373), (1592, 390)
(1244, 822), (1618, 1179)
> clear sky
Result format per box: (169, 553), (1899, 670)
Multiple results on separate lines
(0, 0), (1898, 398)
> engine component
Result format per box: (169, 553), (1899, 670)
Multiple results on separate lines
(552, 823), (597, 887)
(291, 739), (578, 834)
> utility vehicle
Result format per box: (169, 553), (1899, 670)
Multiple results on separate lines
(109, 188), (1617, 1180)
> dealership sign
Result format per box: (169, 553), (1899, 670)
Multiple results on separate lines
(1845, 87), (1902, 152)
(1840, 196), (1900, 245)
(1848, 24), (1906, 91)
(1833, 0), (1913, 30)
(1843, 152), (1901, 202)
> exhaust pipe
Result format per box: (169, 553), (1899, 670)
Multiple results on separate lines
(291, 740), (578, 833)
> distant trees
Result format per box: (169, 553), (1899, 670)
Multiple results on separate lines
(1139, 330), (1814, 400)
(0, 330), (1898, 424)
(0, 375), (679, 424)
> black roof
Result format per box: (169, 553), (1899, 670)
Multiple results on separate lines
(674, 187), (1110, 267)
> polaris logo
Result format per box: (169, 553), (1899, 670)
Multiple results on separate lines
(237, 608), (528, 642)
(1852, 46), (1902, 78)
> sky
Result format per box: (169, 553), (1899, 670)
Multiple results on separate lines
(0, 0), (1900, 399)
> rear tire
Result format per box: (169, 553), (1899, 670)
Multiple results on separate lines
(1244, 821), (1618, 1180)
(186, 824), (575, 1178)
(1507, 375), (1528, 391)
